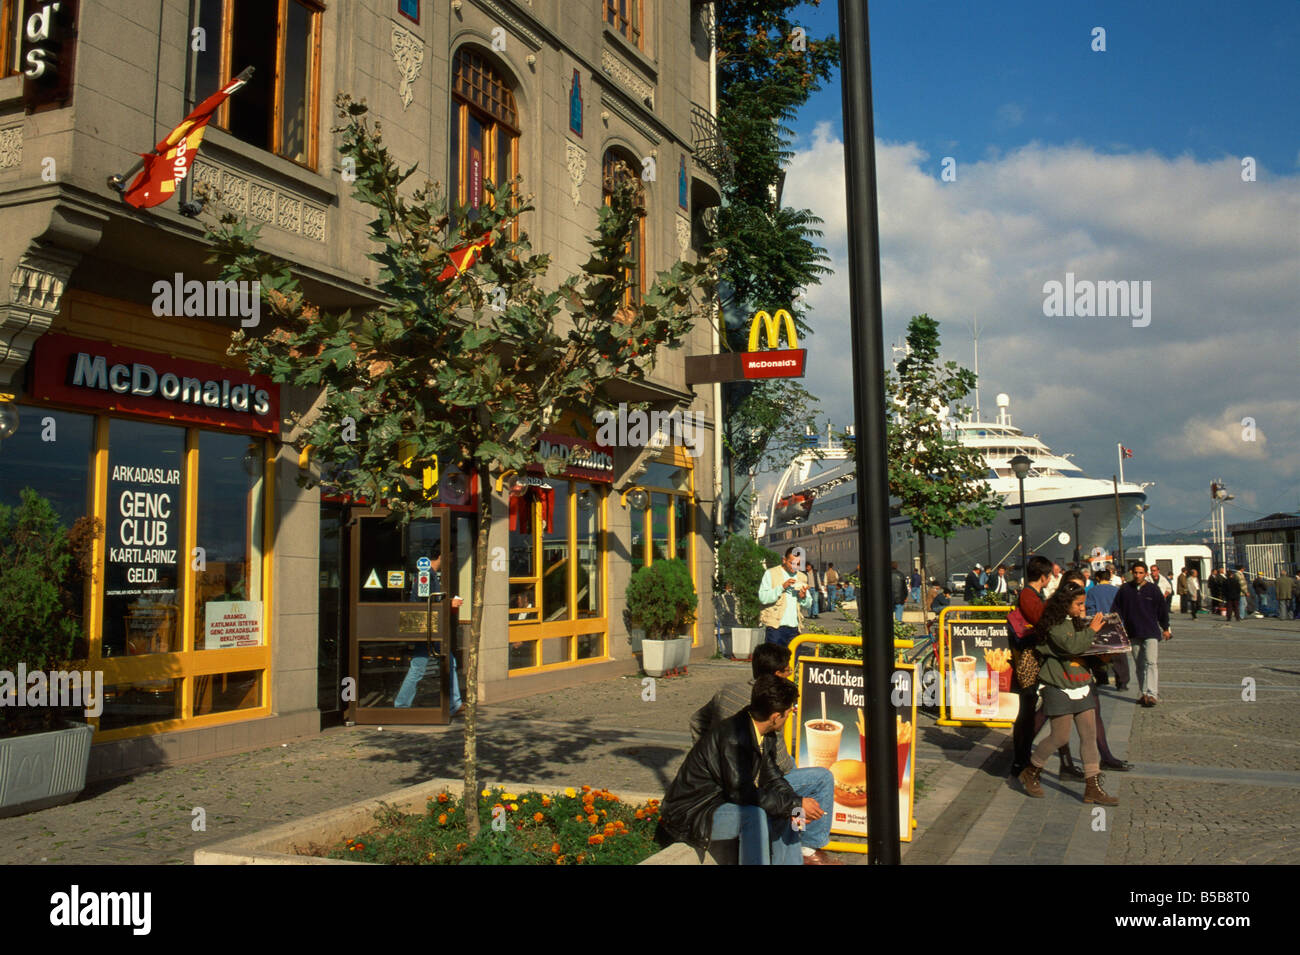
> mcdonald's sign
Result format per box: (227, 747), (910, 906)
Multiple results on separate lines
(741, 309), (806, 379)
(683, 307), (807, 384)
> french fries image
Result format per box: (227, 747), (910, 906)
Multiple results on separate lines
(983, 647), (1011, 672)
(896, 715), (912, 744)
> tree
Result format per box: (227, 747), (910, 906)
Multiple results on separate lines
(712, 1), (840, 532)
(205, 95), (719, 838)
(887, 315), (1000, 627)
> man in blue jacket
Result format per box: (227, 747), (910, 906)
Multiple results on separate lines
(1085, 569), (1128, 689)
(1112, 562), (1171, 707)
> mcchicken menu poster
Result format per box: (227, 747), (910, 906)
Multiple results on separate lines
(792, 658), (916, 843)
(941, 617), (1020, 723)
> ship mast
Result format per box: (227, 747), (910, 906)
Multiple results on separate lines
(970, 314), (981, 422)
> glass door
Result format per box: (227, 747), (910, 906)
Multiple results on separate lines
(347, 507), (453, 724)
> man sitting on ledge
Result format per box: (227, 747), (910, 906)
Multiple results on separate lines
(656, 675), (839, 865)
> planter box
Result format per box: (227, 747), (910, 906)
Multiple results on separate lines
(643, 636), (691, 676)
(194, 776), (682, 865)
(0, 721), (94, 818)
(730, 627), (765, 660)
(671, 635), (692, 670)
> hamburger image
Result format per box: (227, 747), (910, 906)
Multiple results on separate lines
(830, 759), (867, 807)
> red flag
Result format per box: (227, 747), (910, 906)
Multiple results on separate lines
(1121, 446), (1134, 459)
(436, 234), (494, 281)
(122, 69), (252, 209)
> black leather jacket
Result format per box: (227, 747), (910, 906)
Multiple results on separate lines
(656, 710), (798, 849)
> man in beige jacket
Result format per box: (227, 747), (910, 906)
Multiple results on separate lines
(758, 547), (813, 648)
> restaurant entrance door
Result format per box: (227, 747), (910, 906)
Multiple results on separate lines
(346, 507), (454, 725)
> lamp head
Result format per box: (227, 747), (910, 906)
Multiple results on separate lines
(1009, 454), (1032, 479)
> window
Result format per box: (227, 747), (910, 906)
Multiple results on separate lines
(1, 0), (22, 77)
(450, 46), (519, 222)
(508, 479), (607, 672)
(398, 0), (419, 24)
(604, 0), (643, 49)
(190, 0), (323, 167)
(602, 149), (646, 308)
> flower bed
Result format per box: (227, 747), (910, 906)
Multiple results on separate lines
(322, 785), (663, 865)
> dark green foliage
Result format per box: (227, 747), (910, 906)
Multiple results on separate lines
(887, 315), (1000, 543)
(625, 559), (698, 640)
(716, 534), (781, 626)
(0, 490), (99, 735)
(713, 1), (840, 531)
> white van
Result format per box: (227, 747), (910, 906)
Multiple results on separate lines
(1127, 544), (1213, 581)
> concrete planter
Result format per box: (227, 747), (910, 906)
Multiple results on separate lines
(194, 776), (695, 865)
(0, 720), (94, 818)
(730, 627), (765, 660)
(644, 636), (691, 676)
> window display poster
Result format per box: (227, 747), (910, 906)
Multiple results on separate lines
(792, 658), (916, 842)
(205, 601), (264, 649)
(941, 618), (1020, 723)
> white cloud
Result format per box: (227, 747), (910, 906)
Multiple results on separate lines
(777, 125), (1300, 531)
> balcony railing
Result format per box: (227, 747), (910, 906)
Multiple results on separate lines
(690, 102), (732, 182)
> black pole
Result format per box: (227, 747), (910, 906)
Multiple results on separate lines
(838, 0), (899, 864)
(1017, 474), (1028, 588)
(1114, 476), (1124, 572)
(986, 528), (992, 568)
(1072, 512), (1081, 566)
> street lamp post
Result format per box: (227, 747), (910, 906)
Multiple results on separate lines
(1010, 455), (1032, 587)
(838, 0), (899, 864)
(1069, 503), (1082, 567)
(1135, 504), (1149, 549)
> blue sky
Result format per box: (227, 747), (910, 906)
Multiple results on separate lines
(790, 0), (1299, 175)
(767, 0), (1300, 541)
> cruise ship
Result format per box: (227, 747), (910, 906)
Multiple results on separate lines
(758, 393), (1148, 581)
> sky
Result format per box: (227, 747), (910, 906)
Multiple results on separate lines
(764, 0), (1300, 541)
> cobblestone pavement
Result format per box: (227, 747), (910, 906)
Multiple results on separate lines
(2, 611), (1293, 864)
(906, 613), (1300, 865)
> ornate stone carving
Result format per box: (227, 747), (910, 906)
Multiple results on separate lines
(599, 93), (660, 145)
(250, 183), (275, 221)
(0, 126), (22, 169)
(676, 215), (691, 257)
(222, 171), (249, 216)
(277, 194), (302, 233)
(192, 160), (221, 193)
(600, 50), (654, 109)
(301, 205), (326, 242)
(9, 256), (70, 312)
(471, 0), (543, 49)
(565, 141), (587, 209)
(391, 23), (425, 110)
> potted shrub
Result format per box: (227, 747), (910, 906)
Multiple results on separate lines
(625, 559), (697, 676)
(0, 489), (101, 817)
(716, 535), (780, 660)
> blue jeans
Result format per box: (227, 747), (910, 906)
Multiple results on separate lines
(894, 603), (904, 622)
(710, 767), (833, 865)
(765, 626), (800, 648)
(394, 647), (461, 711)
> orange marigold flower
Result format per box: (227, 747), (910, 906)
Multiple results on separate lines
(456, 842), (467, 851)
(551, 843), (562, 854)
(587, 814), (599, 825)
(587, 834), (604, 845)
(541, 796), (551, 807)
(575, 813), (585, 823)
(582, 785), (591, 793)
(576, 853), (585, 863)
(635, 809), (644, 819)
(533, 812), (545, 823)
(437, 813), (448, 825)
(437, 793), (449, 804)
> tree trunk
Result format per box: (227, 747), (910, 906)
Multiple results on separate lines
(463, 460), (493, 839)
(918, 531), (928, 633)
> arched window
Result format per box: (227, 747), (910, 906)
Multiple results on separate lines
(450, 47), (520, 222)
(602, 148), (646, 308)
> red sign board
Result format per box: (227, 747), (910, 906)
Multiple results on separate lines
(29, 333), (280, 434)
(741, 349), (806, 379)
(530, 432), (615, 484)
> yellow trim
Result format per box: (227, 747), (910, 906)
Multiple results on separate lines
(180, 429), (199, 721)
(495, 469), (518, 492)
(93, 699), (272, 744)
(786, 634), (919, 852)
(933, 605), (1015, 729)
(262, 437), (276, 716)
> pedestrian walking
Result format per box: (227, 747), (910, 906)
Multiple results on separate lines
(1253, 573), (1271, 617)
(909, 568), (922, 604)
(1112, 561), (1172, 707)
(1176, 568), (1188, 613)
(1276, 569), (1294, 620)
(1016, 582), (1119, 805)
(1185, 568), (1201, 618)
(1010, 555), (1054, 777)
(1223, 567), (1242, 622)
(1150, 565), (1173, 615)
(890, 561), (909, 623)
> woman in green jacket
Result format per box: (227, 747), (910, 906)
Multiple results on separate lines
(1017, 582), (1118, 806)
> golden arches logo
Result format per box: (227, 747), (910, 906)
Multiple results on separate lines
(747, 309), (798, 351)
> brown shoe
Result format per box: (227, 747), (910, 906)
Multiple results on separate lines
(803, 849), (845, 865)
(1084, 773), (1119, 806)
(1018, 764), (1045, 798)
